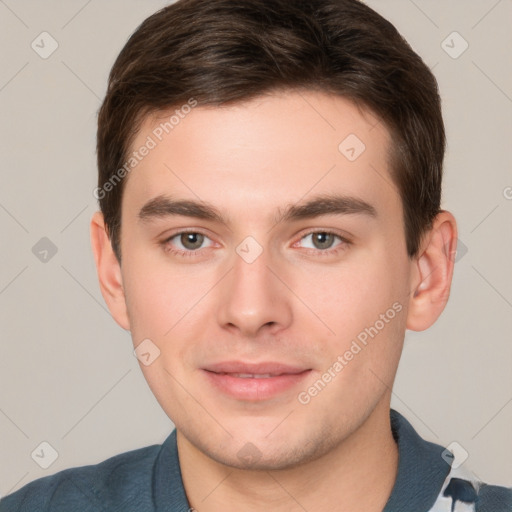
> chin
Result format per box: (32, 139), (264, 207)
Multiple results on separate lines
(184, 419), (340, 471)
(207, 442), (322, 471)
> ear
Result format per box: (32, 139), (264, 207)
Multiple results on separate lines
(90, 211), (130, 330)
(406, 210), (458, 331)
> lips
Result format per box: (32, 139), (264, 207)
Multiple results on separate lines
(202, 361), (311, 401)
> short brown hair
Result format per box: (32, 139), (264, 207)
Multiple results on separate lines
(96, 0), (445, 261)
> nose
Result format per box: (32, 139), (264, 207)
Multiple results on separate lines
(216, 244), (293, 338)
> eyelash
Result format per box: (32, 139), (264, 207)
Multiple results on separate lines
(161, 229), (351, 258)
(293, 230), (351, 257)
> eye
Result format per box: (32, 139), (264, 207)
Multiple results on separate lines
(162, 229), (349, 258)
(163, 231), (214, 255)
(296, 231), (349, 254)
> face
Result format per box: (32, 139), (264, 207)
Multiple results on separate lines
(117, 91), (414, 470)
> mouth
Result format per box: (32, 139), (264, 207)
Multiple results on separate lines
(202, 362), (312, 401)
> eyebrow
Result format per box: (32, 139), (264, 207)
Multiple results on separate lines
(138, 193), (377, 225)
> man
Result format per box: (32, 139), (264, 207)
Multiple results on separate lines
(1, 0), (510, 511)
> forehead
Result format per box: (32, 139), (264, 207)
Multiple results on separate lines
(122, 90), (397, 223)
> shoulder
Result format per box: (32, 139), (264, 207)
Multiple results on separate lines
(434, 475), (512, 512)
(386, 410), (512, 512)
(0, 442), (162, 512)
(475, 483), (512, 510)
(428, 452), (512, 511)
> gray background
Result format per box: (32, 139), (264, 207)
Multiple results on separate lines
(0, 0), (511, 497)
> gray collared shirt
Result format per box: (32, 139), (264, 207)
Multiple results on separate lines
(1, 410), (510, 511)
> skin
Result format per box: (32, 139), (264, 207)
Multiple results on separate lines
(91, 90), (457, 511)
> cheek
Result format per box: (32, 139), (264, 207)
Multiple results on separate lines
(121, 256), (186, 340)
(122, 272), (170, 340)
(308, 300), (405, 411)
(121, 253), (224, 362)
(297, 258), (401, 328)
(294, 249), (408, 371)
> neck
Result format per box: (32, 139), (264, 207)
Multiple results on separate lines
(177, 400), (398, 512)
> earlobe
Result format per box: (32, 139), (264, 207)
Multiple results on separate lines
(406, 211), (458, 332)
(90, 211), (131, 330)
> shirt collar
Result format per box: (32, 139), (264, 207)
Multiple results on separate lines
(154, 429), (190, 512)
(384, 409), (451, 511)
